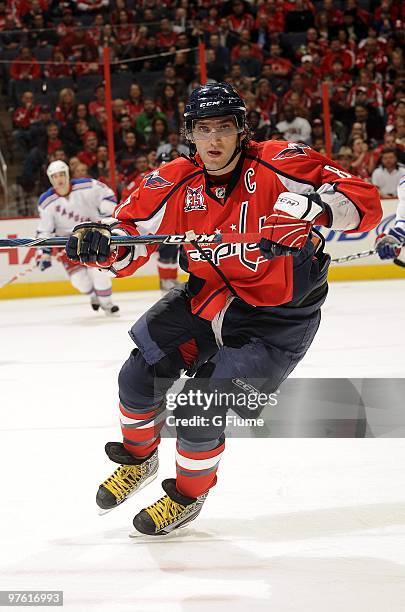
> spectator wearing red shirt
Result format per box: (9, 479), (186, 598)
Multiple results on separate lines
(199, 7), (220, 36)
(231, 29), (263, 63)
(297, 27), (328, 63)
(350, 136), (376, 179)
(256, 1), (285, 34)
(282, 73), (315, 112)
(56, 9), (76, 48)
(355, 37), (388, 74)
(62, 27), (97, 62)
(44, 122), (63, 157)
(372, 130), (405, 164)
(374, 0), (400, 24)
(264, 42), (293, 78)
(10, 46), (41, 80)
(346, 0), (371, 26)
(55, 88), (76, 126)
(114, 9), (136, 49)
(227, 0), (254, 35)
(44, 48), (73, 79)
(75, 47), (102, 77)
(125, 83), (144, 119)
(77, 131), (99, 168)
(297, 55), (321, 92)
(87, 13), (105, 47)
(321, 0), (343, 27)
(156, 18), (178, 49)
(89, 84), (106, 116)
(15, 0), (49, 18)
(13, 91), (41, 130)
(347, 69), (384, 112)
(255, 78), (278, 120)
(321, 39), (354, 75)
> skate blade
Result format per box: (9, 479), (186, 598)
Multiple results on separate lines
(97, 471), (158, 516)
(129, 525), (191, 540)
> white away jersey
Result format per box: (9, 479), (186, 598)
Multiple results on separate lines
(37, 178), (117, 238)
(394, 176), (405, 231)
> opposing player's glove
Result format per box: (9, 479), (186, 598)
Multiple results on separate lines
(36, 248), (52, 271)
(375, 227), (404, 260)
(66, 222), (118, 267)
(259, 192), (326, 259)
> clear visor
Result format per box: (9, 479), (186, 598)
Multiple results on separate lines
(190, 116), (243, 140)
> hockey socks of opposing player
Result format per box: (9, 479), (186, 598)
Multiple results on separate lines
(96, 442), (158, 512)
(133, 478), (208, 536)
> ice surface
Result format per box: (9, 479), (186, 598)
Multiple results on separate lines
(0, 280), (405, 611)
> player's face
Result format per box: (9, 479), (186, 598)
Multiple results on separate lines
(50, 171), (69, 195)
(193, 116), (240, 173)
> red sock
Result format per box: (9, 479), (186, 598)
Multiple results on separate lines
(175, 439), (225, 498)
(119, 403), (164, 459)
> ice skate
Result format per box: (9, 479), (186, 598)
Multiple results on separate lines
(100, 302), (120, 315)
(132, 478), (208, 536)
(96, 442), (158, 513)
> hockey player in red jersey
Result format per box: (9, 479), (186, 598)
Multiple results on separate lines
(66, 84), (382, 536)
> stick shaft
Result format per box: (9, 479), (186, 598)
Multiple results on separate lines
(331, 249), (376, 263)
(0, 233), (262, 249)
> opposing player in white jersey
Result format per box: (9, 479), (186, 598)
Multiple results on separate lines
(37, 161), (119, 314)
(375, 176), (405, 260)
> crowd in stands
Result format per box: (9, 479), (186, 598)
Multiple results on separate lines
(0, 0), (404, 215)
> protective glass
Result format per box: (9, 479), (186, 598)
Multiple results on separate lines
(191, 117), (243, 140)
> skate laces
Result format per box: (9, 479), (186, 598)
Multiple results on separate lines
(102, 465), (142, 500)
(144, 495), (187, 529)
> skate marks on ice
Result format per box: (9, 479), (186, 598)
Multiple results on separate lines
(51, 503), (405, 612)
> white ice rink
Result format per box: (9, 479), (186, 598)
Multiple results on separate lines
(1, 279), (405, 611)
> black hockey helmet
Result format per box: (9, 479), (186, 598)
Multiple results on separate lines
(184, 82), (246, 140)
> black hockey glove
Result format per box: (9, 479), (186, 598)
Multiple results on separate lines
(66, 222), (117, 267)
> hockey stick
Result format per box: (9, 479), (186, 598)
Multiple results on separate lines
(331, 248), (405, 266)
(0, 262), (38, 289)
(331, 249), (376, 264)
(0, 252), (64, 289)
(0, 232), (261, 249)
(1, 235), (403, 267)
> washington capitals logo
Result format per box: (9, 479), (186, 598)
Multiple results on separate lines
(184, 185), (206, 212)
(144, 170), (174, 189)
(272, 142), (310, 160)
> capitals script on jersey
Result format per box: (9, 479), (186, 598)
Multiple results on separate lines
(113, 140), (382, 320)
(37, 178), (117, 238)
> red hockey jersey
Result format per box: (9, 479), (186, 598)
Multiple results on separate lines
(113, 140), (382, 320)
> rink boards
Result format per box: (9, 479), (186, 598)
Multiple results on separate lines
(0, 198), (403, 299)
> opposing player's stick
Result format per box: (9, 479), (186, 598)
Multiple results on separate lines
(0, 262), (38, 289)
(0, 252), (64, 289)
(331, 249), (376, 263)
